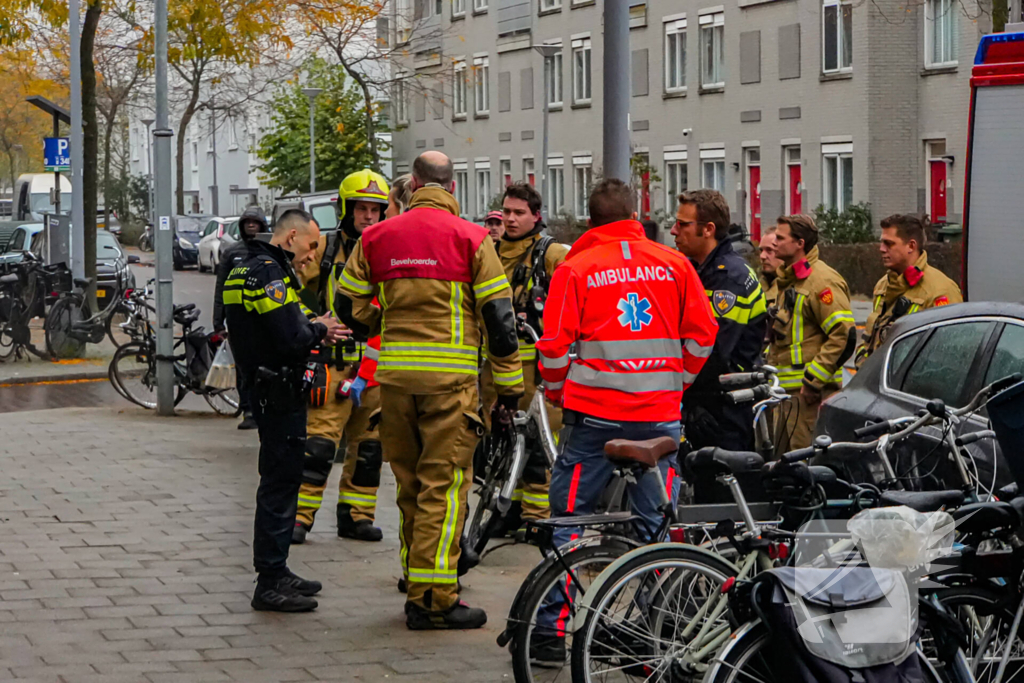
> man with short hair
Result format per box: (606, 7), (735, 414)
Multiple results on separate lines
(532, 178), (718, 663)
(292, 170), (391, 545)
(855, 215), (962, 367)
(767, 215), (856, 453)
(476, 182), (568, 536)
(224, 209), (348, 612)
(671, 189), (767, 452)
(758, 227), (783, 299)
(484, 210), (505, 244)
(338, 150), (523, 630)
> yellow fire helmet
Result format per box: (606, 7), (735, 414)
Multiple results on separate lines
(338, 169), (390, 220)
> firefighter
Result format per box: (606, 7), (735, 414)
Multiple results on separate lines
(533, 179), (718, 664)
(854, 214), (962, 367)
(484, 210), (505, 245)
(292, 170), (390, 545)
(758, 226), (783, 303)
(767, 214), (856, 453)
(478, 183), (568, 531)
(671, 189), (768, 452)
(338, 150), (523, 630)
(223, 209), (348, 612)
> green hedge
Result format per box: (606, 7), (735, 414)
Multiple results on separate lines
(818, 241), (962, 297)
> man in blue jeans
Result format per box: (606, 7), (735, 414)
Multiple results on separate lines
(534, 179), (718, 664)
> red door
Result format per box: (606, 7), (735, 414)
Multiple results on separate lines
(930, 160), (948, 223)
(528, 172), (535, 186)
(641, 171), (651, 220)
(788, 164), (802, 215)
(748, 166), (761, 241)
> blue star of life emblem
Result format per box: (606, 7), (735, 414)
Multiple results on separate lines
(617, 293), (653, 332)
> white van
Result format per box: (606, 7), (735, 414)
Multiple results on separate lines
(13, 173), (71, 221)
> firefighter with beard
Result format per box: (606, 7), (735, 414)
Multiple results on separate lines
(292, 170), (390, 544)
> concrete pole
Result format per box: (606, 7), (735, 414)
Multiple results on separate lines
(302, 88), (322, 194)
(52, 113), (61, 216)
(210, 108), (219, 215)
(69, 0), (85, 279)
(533, 45), (559, 223)
(153, 0), (175, 415)
(602, 0), (630, 183)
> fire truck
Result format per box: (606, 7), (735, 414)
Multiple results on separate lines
(962, 30), (1024, 301)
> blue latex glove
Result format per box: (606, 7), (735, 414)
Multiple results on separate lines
(350, 376), (367, 408)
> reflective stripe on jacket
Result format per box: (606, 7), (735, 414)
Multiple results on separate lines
(536, 219), (718, 422)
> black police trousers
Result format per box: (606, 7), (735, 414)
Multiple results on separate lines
(250, 379), (307, 578)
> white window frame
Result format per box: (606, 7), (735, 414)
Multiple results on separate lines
(474, 55), (490, 116)
(571, 37), (592, 105)
(664, 149), (688, 212)
(191, 140), (199, 172)
(540, 0), (561, 11)
(544, 47), (564, 109)
(664, 17), (687, 94)
(454, 164), (470, 218)
(784, 145), (802, 214)
(395, 78), (409, 125)
(523, 157), (536, 185)
(474, 0), (487, 12)
(925, 0), (958, 67)
(476, 163), (492, 218)
(396, 0), (413, 44)
(821, 142), (853, 211)
(700, 147), (725, 192)
(453, 60), (468, 119)
(453, 0), (466, 15)
(227, 117), (238, 151)
(548, 156), (565, 215)
(699, 11), (725, 88)
(573, 154), (593, 219)
(500, 158), (512, 188)
(822, 0), (853, 73)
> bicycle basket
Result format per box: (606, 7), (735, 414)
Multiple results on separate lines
(988, 378), (1024, 489)
(183, 331), (214, 383)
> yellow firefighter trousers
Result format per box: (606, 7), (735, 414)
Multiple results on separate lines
(772, 385), (839, 454)
(480, 360), (561, 520)
(296, 375), (382, 528)
(380, 385), (481, 612)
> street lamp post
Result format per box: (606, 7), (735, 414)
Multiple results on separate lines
(153, 0), (175, 415)
(302, 88), (323, 194)
(532, 45), (559, 224)
(603, 0), (630, 182)
(142, 118), (154, 225)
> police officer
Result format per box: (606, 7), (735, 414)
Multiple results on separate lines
(767, 214), (856, 453)
(213, 206), (268, 430)
(855, 214), (962, 367)
(478, 182), (568, 532)
(224, 209), (348, 612)
(339, 150), (523, 630)
(671, 189), (768, 452)
(292, 170), (390, 545)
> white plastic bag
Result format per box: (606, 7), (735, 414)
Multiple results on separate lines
(848, 505), (955, 571)
(205, 341), (236, 389)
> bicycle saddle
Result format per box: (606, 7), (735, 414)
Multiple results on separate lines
(685, 447), (765, 477)
(952, 499), (1022, 536)
(174, 303), (196, 313)
(604, 437), (678, 470)
(0, 273), (18, 284)
(877, 489), (962, 512)
(74, 277), (92, 289)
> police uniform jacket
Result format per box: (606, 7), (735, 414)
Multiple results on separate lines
(223, 239), (327, 374)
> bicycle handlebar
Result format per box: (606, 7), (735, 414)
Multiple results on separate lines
(720, 371), (770, 388)
(854, 420), (892, 439)
(955, 429), (996, 448)
(727, 384), (772, 404)
(780, 446), (818, 464)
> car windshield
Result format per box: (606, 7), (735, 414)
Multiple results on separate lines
(176, 217), (206, 234)
(311, 203), (339, 231)
(29, 192), (72, 214)
(97, 232), (123, 258)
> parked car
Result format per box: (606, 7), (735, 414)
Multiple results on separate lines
(271, 191), (339, 231)
(97, 207), (121, 236)
(196, 216), (239, 273)
(24, 228), (138, 305)
(3, 223), (45, 253)
(816, 301), (1024, 491)
(172, 215), (209, 270)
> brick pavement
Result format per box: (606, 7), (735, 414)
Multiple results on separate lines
(0, 406), (535, 682)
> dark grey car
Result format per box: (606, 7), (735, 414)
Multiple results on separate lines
(816, 302), (1024, 491)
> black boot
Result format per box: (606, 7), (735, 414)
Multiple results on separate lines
(251, 576), (318, 612)
(291, 523), (309, 545)
(406, 600), (487, 630)
(337, 506), (383, 542)
(276, 569), (322, 597)
(530, 634), (567, 667)
(238, 412), (257, 430)
(397, 577), (407, 594)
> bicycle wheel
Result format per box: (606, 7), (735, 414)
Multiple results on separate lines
(571, 545), (738, 683)
(45, 297), (86, 359)
(512, 541), (637, 683)
(465, 473), (506, 559)
(930, 585), (1024, 682)
(110, 342), (185, 409)
(105, 301), (132, 347)
(204, 387), (241, 416)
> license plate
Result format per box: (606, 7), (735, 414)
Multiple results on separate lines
(96, 289), (106, 298)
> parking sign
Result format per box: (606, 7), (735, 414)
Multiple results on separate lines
(44, 137), (71, 172)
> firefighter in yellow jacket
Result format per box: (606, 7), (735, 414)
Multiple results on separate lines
(766, 214), (856, 453)
(479, 182), (568, 528)
(854, 214), (962, 367)
(338, 151), (523, 630)
(292, 170), (390, 545)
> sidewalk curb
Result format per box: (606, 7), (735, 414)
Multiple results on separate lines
(0, 370), (110, 387)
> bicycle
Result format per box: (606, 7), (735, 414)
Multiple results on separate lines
(0, 254), (70, 361)
(108, 301), (241, 415)
(45, 270), (136, 359)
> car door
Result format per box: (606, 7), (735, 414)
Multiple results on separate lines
(7, 228), (25, 253)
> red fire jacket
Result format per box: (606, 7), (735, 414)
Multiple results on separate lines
(536, 220), (718, 422)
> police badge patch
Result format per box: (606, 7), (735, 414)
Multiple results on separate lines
(712, 290), (737, 315)
(264, 280), (287, 304)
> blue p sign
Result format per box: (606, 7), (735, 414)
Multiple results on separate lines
(44, 137), (71, 172)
